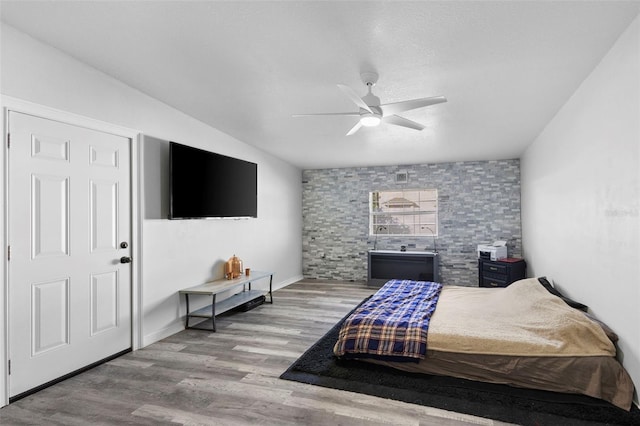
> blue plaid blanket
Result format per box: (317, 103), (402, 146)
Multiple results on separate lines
(333, 279), (443, 362)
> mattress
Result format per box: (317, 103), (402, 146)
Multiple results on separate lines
(369, 349), (634, 410)
(357, 278), (635, 410)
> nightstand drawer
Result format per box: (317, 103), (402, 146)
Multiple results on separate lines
(481, 277), (509, 288)
(482, 262), (508, 275)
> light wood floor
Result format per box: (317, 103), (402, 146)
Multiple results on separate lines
(0, 279), (513, 425)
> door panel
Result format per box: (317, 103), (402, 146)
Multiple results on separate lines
(31, 134), (69, 161)
(90, 180), (119, 252)
(31, 174), (70, 258)
(8, 112), (132, 397)
(90, 271), (119, 335)
(89, 144), (119, 168)
(31, 277), (70, 355)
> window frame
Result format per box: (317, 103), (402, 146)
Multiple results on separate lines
(369, 189), (438, 237)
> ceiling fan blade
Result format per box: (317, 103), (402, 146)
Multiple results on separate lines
(383, 115), (425, 131)
(292, 112), (360, 117)
(380, 96), (447, 117)
(346, 121), (363, 136)
(337, 84), (373, 114)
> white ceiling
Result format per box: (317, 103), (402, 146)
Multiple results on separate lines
(1, 1), (639, 169)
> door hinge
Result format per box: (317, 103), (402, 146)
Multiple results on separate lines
(7, 133), (10, 149)
(8, 360), (10, 375)
(7, 245), (10, 261)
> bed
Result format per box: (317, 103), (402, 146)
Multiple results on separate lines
(333, 277), (635, 410)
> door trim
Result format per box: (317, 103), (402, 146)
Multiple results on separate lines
(1, 96), (143, 407)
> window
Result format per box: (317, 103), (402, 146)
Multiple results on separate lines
(370, 189), (438, 236)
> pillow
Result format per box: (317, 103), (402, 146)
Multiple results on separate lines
(537, 276), (562, 297)
(537, 277), (588, 312)
(583, 311), (619, 344)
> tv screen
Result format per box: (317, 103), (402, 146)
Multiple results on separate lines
(169, 142), (257, 219)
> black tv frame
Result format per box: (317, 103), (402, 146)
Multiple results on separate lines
(169, 142), (257, 219)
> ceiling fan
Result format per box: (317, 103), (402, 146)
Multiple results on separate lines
(293, 72), (447, 136)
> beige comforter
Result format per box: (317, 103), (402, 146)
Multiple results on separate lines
(427, 278), (616, 357)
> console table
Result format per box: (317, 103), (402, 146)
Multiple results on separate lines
(368, 250), (439, 287)
(179, 271), (273, 332)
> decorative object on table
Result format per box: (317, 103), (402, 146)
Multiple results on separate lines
(245, 268), (250, 276)
(224, 254), (244, 279)
(224, 256), (233, 279)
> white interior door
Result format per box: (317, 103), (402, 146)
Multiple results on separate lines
(8, 111), (132, 398)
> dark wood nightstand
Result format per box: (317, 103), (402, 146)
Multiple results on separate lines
(478, 258), (526, 288)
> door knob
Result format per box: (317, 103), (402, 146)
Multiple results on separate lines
(120, 256), (132, 264)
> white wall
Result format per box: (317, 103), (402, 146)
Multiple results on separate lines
(521, 15), (640, 403)
(0, 24), (303, 403)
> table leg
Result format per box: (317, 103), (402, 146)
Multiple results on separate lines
(268, 274), (273, 304)
(185, 293), (191, 329)
(211, 294), (217, 332)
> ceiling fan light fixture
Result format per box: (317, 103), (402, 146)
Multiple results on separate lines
(360, 113), (381, 127)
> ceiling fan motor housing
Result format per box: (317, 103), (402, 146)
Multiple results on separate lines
(362, 93), (381, 107)
(360, 71), (379, 86)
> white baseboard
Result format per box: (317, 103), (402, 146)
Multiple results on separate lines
(141, 320), (185, 348)
(275, 274), (303, 290)
(139, 274), (303, 348)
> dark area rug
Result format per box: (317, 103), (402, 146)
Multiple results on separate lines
(280, 302), (640, 426)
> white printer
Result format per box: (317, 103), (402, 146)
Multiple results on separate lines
(477, 241), (508, 261)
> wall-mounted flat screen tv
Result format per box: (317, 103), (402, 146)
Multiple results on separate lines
(169, 142), (257, 219)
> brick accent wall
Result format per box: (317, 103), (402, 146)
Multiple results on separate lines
(302, 160), (521, 286)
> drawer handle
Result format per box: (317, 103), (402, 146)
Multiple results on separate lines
(489, 282), (499, 287)
(489, 267), (498, 271)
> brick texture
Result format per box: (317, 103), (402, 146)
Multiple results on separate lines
(302, 160), (522, 286)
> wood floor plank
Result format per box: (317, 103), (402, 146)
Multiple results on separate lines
(0, 279), (514, 425)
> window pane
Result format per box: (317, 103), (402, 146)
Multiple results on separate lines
(418, 200), (437, 211)
(369, 189), (438, 236)
(417, 213), (436, 224)
(388, 223), (411, 234)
